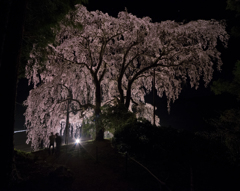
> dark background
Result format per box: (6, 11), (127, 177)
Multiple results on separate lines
(15, 0), (237, 131)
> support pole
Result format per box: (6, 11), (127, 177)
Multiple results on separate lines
(65, 97), (70, 148)
(153, 68), (155, 126)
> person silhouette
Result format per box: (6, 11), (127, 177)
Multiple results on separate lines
(55, 133), (62, 154)
(49, 132), (55, 154)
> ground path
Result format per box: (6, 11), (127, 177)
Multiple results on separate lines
(32, 139), (146, 191)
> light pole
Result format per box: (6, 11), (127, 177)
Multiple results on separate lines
(153, 68), (155, 126)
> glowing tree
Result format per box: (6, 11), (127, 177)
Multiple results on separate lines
(24, 5), (229, 150)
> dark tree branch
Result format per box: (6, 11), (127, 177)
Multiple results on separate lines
(99, 61), (107, 82)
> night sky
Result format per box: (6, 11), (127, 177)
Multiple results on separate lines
(15, 0), (236, 131)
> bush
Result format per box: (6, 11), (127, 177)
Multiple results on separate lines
(113, 121), (232, 164)
(101, 103), (136, 134)
(112, 119), (161, 157)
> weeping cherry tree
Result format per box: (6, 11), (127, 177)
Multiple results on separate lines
(24, 5), (229, 149)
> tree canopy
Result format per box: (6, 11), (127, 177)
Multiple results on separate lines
(24, 5), (229, 150)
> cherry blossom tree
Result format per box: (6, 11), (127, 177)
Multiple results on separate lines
(24, 5), (229, 149)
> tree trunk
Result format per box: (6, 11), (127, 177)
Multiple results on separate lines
(118, 72), (124, 104)
(125, 81), (133, 110)
(0, 0), (26, 188)
(95, 81), (104, 141)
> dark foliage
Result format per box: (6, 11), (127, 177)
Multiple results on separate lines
(19, 0), (88, 78)
(7, 149), (74, 191)
(112, 121), (240, 190)
(101, 103), (136, 133)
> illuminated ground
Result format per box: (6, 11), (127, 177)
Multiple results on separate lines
(30, 140), (150, 191)
(11, 136), (240, 191)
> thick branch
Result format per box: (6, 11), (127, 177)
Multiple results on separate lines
(48, 44), (92, 72)
(71, 99), (95, 110)
(95, 40), (106, 75)
(99, 61), (107, 82)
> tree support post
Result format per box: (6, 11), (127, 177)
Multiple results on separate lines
(65, 97), (70, 152)
(153, 68), (156, 126)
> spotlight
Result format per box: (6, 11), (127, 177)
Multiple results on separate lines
(75, 138), (80, 144)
